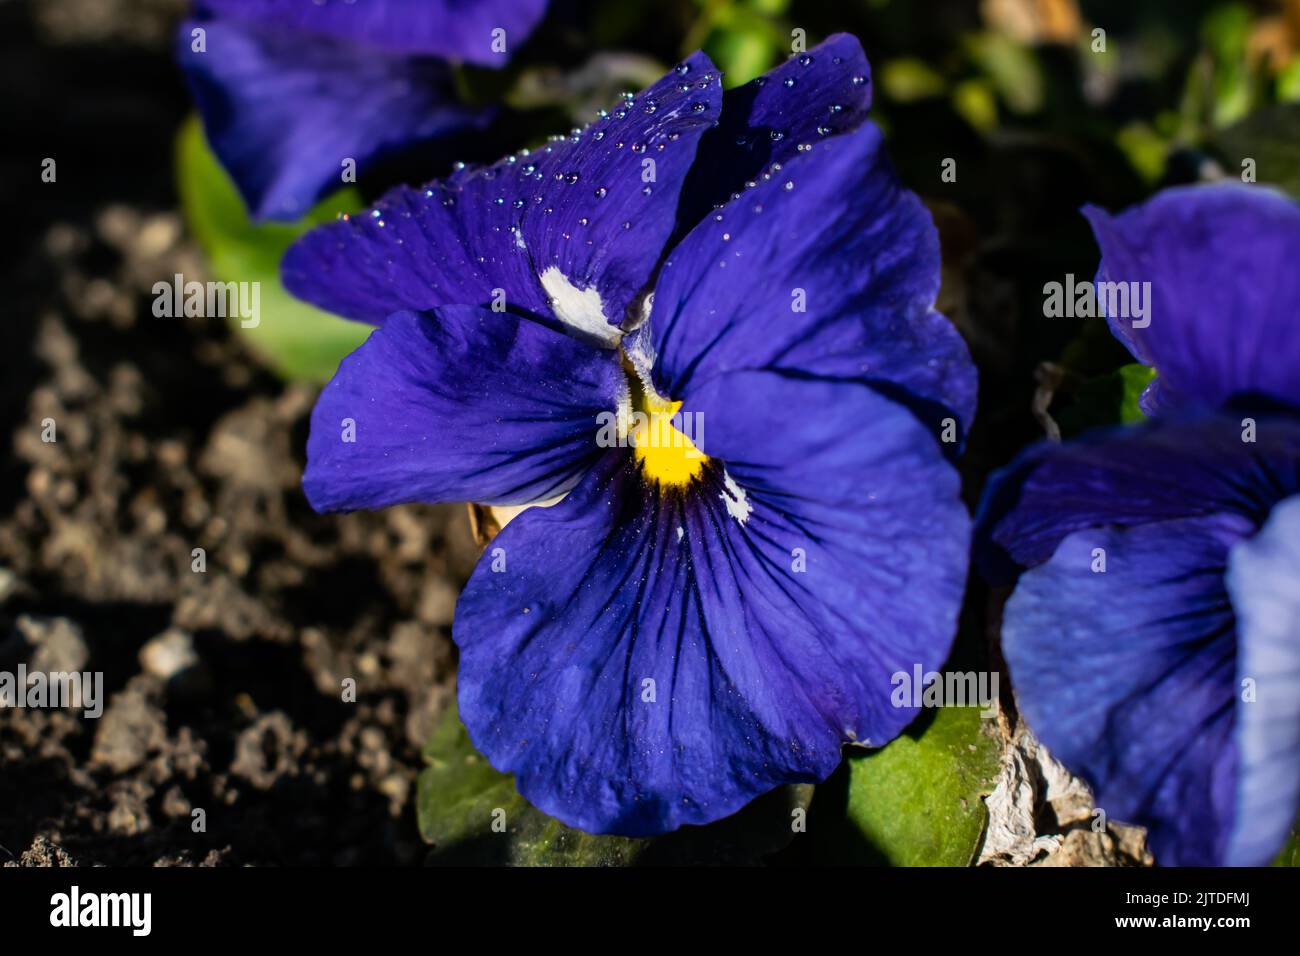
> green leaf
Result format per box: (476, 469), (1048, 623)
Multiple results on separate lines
(810, 705), (1002, 866)
(1053, 362), (1155, 438)
(175, 115), (370, 382)
(417, 700), (813, 865)
(1116, 363), (1156, 423)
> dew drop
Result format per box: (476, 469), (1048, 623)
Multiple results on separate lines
(594, 186), (608, 199)
(798, 54), (813, 66)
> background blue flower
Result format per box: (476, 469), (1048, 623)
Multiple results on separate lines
(979, 184), (1300, 866)
(178, 0), (548, 221)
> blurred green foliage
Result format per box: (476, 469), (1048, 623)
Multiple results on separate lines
(176, 116), (370, 383)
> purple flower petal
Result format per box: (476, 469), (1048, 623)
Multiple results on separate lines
(678, 33), (873, 232)
(454, 373), (969, 835)
(645, 122), (975, 435)
(1084, 184), (1300, 415)
(1003, 515), (1251, 866)
(179, 16), (482, 221)
(976, 412), (1300, 581)
(1224, 493), (1300, 866)
(282, 51), (723, 328)
(196, 0), (548, 64)
(303, 306), (622, 512)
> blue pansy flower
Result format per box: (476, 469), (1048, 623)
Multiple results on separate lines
(286, 36), (976, 835)
(978, 183), (1300, 865)
(178, 0), (548, 221)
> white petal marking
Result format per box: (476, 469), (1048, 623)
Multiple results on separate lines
(540, 267), (622, 349)
(720, 470), (753, 525)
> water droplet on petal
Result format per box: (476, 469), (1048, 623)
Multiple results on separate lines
(798, 54), (813, 66)
(783, 77), (796, 88)
(594, 187), (607, 199)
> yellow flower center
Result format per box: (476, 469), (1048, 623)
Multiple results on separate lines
(628, 380), (707, 487)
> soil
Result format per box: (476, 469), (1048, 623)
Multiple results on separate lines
(0, 0), (482, 866)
